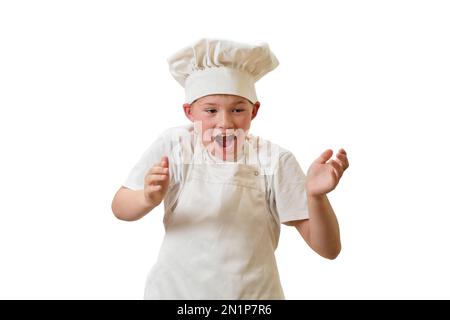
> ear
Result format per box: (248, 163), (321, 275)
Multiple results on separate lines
(183, 103), (194, 122)
(251, 101), (260, 120)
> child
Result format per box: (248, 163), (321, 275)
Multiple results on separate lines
(112, 38), (349, 300)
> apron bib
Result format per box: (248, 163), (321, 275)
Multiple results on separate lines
(145, 136), (284, 299)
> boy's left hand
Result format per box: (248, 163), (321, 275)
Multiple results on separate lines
(306, 149), (349, 196)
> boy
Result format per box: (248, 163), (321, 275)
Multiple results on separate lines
(112, 38), (349, 299)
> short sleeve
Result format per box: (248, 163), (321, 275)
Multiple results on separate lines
(122, 127), (186, 191)
(270, 151), (309, 223)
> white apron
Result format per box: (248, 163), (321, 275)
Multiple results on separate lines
(144, 136), (284, 299)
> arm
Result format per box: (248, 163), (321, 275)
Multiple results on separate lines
(286, 148), (349, 260)
(112, 187), (158, 221)
(286, 195), (341, 259)
(112, 156), (170, 221)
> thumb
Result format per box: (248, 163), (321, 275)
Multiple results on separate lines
(160, 156), (169, 168)
(314, 149), (333, 164)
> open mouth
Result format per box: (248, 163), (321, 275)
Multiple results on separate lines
(214, 134), (236, 149)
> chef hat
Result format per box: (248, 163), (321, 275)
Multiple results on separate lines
(167, 38), (279, 104)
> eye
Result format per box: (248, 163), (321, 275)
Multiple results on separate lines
(232, 108), (245, 113)
(205, 109), (217, 114)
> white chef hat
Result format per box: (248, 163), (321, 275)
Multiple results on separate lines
(167, 38), (279, 104)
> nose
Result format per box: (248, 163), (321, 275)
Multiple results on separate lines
(217, 110), (234, 130)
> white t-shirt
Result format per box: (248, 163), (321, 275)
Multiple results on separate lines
(123, 125), (309, 224)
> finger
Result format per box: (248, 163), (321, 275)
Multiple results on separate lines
(149, 166), (169, 175)
(145, 174), (155, 184)
(314, 149), (333, 164)
(145, 173), (168, 185)
(336, 151), (346, 160)
(147, 185), (162, 192)
(329, 160), (344, 178)
(160, 156), (169, 168)
(336, 153), (349, 170)
(338, 148), (347, 155)
(334, 157), (346, 169)
(150, 174), (168, 183)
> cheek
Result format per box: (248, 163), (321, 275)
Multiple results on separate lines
(191, 114), (215, 134)
(237, 114), (252, 129)
(199, 118), (214, 130)
(191, 112), (211, 124)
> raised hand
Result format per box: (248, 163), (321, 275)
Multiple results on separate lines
(306, 149), (349, 196)
(143, 156), (170, 206)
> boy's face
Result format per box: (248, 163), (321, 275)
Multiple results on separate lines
(183, 94), (260, 160)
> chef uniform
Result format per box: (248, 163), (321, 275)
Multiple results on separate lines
(123, 38), (309, 299)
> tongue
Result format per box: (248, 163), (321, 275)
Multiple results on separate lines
(215, 135), (235, 148)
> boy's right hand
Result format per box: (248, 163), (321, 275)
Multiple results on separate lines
(144, 156), (170, 207)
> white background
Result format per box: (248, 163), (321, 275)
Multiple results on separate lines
(1, 0), (449, 299)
